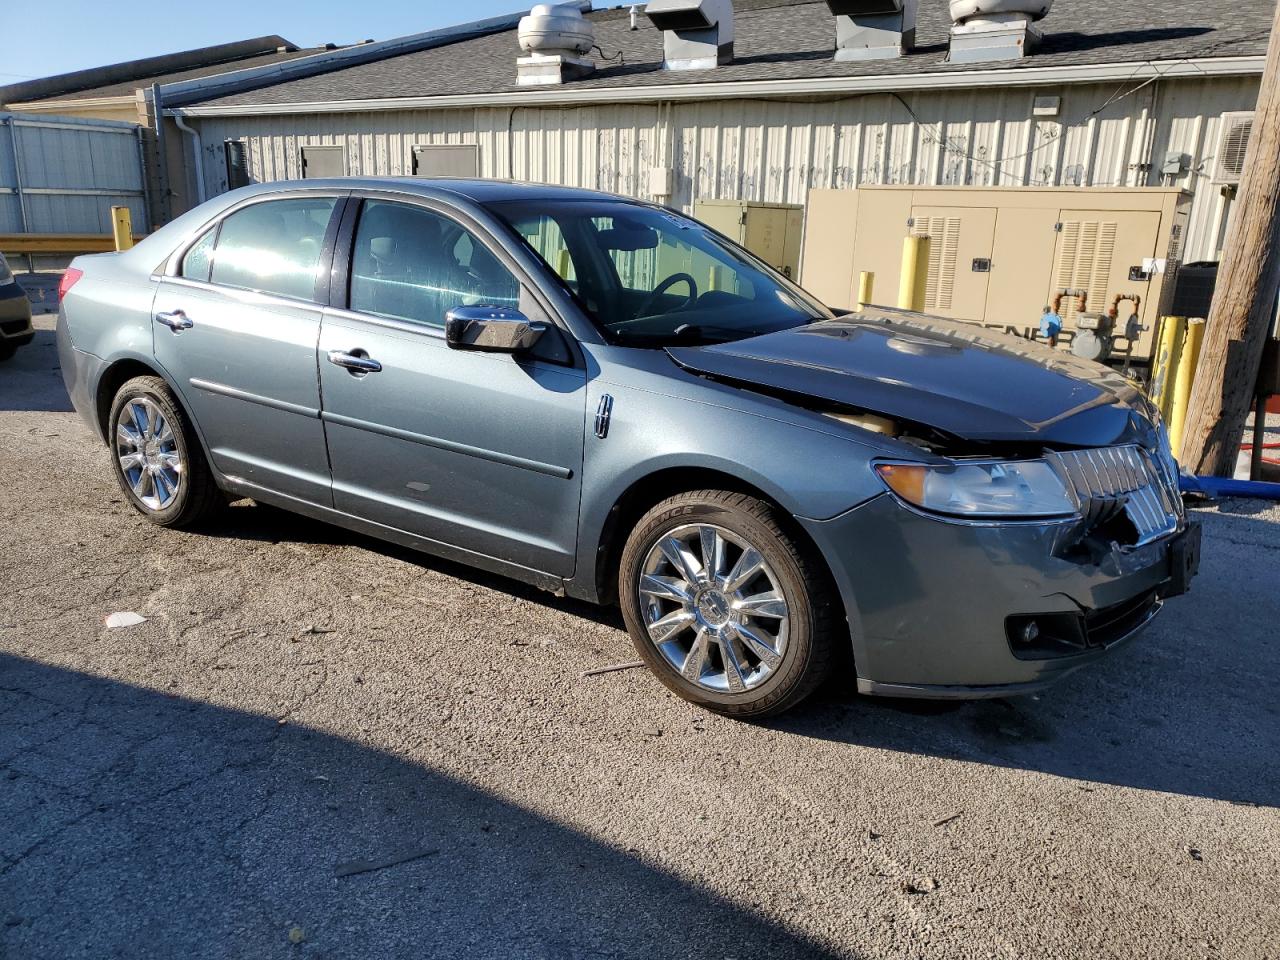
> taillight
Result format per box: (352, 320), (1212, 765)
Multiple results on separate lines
(57, 267), (84, 301)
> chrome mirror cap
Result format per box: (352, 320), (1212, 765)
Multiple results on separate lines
(444, 305), (545, 354)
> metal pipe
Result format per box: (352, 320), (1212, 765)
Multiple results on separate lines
(151, 83), (171, 224)
(1251, 392), (1267, 480)
(1051, 288), (1088, 315)
(135, 126), (154, 231)
(1108, 292), (1142, 318)
(6, 117), (33, 271)
(171, 113), (207, 204)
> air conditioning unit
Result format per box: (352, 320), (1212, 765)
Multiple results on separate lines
(1213, 111), (1255, 186)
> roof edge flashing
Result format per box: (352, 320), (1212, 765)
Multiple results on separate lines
(169, 54), (1267, 117)
(0, 35), (295, 106)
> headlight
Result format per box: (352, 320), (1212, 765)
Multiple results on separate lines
(875, 459), (1078, 518)
(0, 254), (14, 287)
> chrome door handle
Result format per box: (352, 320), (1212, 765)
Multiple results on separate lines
(155, 309), (193, 331)
(327, 350), (382, 374)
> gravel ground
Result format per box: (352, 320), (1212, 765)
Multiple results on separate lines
(2, 316), (1278, 960)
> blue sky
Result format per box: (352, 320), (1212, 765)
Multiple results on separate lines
(3, 2), (602, 83)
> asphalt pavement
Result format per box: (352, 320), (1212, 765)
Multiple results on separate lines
(2, 316), (1278, 959)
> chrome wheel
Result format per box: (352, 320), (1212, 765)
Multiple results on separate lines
(115, 398), (183, 511)
(638, 523), (790, 693)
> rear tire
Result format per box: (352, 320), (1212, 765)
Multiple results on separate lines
(108, 375), (222, 528)
(618, 490), (840, 719)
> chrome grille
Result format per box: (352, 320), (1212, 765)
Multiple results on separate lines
(1046, 445), (1180, 545)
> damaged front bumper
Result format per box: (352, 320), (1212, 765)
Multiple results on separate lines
(801, 493), (1200, 699)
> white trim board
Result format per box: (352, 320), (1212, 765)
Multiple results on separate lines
(172, 56), (1267, 118)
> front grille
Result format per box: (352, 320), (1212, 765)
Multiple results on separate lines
(1046, 445), (1180, 545)
(0, 317), (30, 335)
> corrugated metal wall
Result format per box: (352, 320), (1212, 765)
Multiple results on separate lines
(190, 74), (1259, 264)
(0, 113), (148, 234)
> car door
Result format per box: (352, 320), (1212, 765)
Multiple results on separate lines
(152, 193), (345, 505)
(317, 197), (587, 577)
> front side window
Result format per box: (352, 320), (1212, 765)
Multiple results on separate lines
(349, 200), (519, 328)
(488, 199), (830, 347)
(181, 225), (217, 282)
(208, 197), (338, 302)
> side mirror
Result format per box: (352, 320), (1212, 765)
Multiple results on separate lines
(444, 305), (546, 353)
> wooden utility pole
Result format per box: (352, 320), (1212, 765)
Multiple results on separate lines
(1181, 0), (1280, 475)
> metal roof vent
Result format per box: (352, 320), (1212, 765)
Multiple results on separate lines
(825, 0), (917, 61)
(517, 4), (597, 86)
(644, 0), (734, 71)
(948, 0), (1054, 63)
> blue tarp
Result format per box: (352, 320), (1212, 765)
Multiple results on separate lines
(1180, 475), (1280, 500)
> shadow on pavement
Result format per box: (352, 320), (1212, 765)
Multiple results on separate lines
(0, 326), (73, 413)
(208, 499), (627, 631)
(0, 653), (842, 959)
(775, 505), (1280, 810)
(198, 503), (1280, 811)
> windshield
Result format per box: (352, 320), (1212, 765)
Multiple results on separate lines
(486, 199), (832, 347)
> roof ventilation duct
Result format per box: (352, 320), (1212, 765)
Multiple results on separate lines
(644, 0), (734, 71)
(947, 0), (1054, 63)
(516, 4), (597, 86)
(825, 0), (917, 62)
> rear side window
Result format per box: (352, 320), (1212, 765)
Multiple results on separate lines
(349, 200), (519, 328)
(209, 197), (338, 301)
(181, 226), (217, 282)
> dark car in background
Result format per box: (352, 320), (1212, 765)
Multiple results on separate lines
(0, 252), (34, 361)
(55, 179), (1199, 717)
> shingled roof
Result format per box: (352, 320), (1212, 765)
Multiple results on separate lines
(185, 0), (1272, 111)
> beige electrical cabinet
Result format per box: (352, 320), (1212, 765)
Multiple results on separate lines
(694, 200), (805, 281)
(799, 186), (1191, 364)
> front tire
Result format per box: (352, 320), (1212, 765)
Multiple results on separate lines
(619, 490), (839, 718)
(108, 375), (221, 528)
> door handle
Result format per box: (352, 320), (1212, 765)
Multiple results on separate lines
(327, 350), (382, 375)
(155, 309), (193, 331)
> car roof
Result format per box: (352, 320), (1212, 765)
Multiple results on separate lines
(235, 177), (635, 206)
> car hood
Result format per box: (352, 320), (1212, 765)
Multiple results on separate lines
(666, 308), (1152, 446)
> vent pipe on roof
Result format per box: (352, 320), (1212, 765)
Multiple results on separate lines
(516, 4), (597, 86)
(825, 0), (917, 61)
(947, 0), (1054, 63)
(644, 0), (734, 71)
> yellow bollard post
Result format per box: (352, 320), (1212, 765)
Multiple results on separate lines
(555, 247), (571, 280)
(1159, 318), (1188, 422)
(856, 271), (874, 311)
(1148, 316), (1185, 416)
(110, 206), (134, 251)
(897, 236), (929, 311)
(1168, 317), (1207, 460)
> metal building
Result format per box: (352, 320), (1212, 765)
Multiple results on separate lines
(158, 0), (1269, 265)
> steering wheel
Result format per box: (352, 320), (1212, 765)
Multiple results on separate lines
(636, 272), (698, 318)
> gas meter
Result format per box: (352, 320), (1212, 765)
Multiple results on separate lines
(1071, 312), (1114, 362)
